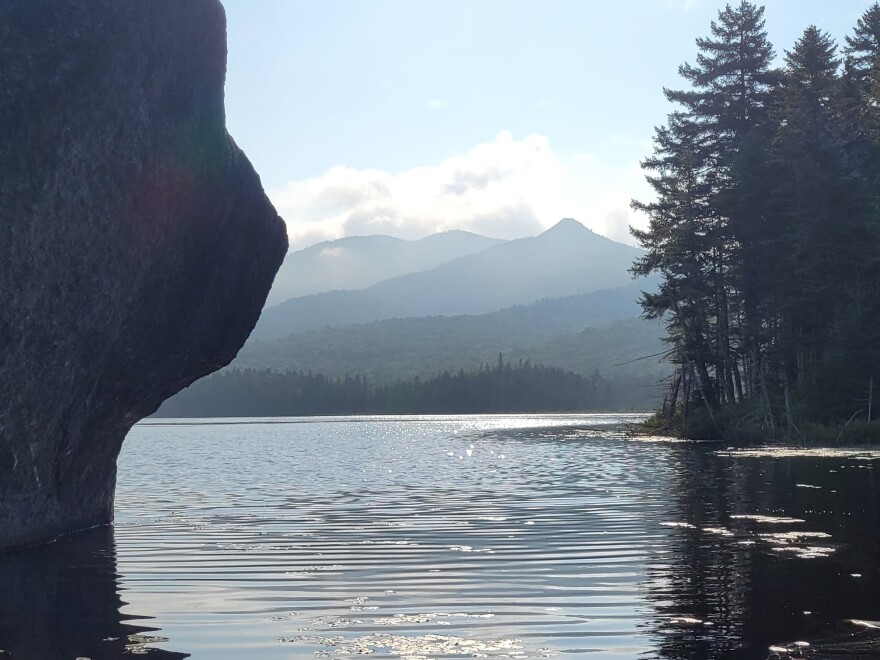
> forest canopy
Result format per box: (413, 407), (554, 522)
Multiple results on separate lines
(156, 359), (656, 417)
(632, 2), (880, 439)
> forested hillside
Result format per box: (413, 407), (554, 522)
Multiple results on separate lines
(234, 291), (663, 382)
(633, 2), (880, 439)
(507, 318), (666, 380)
(157, 359), (657, 417)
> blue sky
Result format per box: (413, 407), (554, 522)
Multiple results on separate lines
(221, 0), (873, 249)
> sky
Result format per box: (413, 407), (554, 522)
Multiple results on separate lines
(221, 0), (873, 250)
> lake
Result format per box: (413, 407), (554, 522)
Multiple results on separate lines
(2, 414), (880, 659)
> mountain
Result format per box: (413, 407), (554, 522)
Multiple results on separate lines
(234, 284), (661, 383)
(253, 218), (644, 340)
(265, 230), (503, 305)
(508, 318), (668, 378)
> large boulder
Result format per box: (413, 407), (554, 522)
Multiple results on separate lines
(0, 0), (288, 548)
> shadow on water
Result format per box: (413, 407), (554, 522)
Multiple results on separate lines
(0, 526), (188, 659)
(642, 448), (880, 659)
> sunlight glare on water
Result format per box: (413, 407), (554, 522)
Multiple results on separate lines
(5, 414), (876, 659)
(115, 414), (666, 659)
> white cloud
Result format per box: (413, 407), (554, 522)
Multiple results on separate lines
(425, 99), (443, 109)
(269, 131), (651, 250)
(318, 246), (347, 258)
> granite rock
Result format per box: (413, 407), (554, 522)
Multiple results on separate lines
(0, 0), (288, 548)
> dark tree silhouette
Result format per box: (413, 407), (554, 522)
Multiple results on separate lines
(633, 2), (880, 440)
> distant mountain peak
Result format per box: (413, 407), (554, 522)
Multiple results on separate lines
(538, 218), (605, 243)
(539, 218), (638, 249)
(543, 218), (591, 235)
(544, 218), (595, 234)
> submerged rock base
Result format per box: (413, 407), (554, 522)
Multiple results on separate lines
(0, 0), (288, 548)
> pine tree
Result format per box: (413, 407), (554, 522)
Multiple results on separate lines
(631, 112), (720, 417)
(845, 2), (880, 78)
(673, 1), (777, 407)
(667, 2), (776, 147)
(767, 26), (853, 427)
(633, 1), (777, 424)
(633, 2), (880, 438)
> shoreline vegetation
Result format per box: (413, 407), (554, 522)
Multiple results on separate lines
(156, 358), (656, 418)
(630, 2), (880, 444)
(632, 408), (880, 446)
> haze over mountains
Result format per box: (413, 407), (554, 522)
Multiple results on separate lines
(253, 218), (644, 340)
(159, 218), (667, 414)
(238, 218), (665, 383)
(265, 230), (502, 306)
(236, 285), (663, 382)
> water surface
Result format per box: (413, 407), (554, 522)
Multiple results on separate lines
(2, 414), (879, 659)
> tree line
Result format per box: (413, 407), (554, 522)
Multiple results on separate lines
(156, 358), (657, 417)
(632, 2), (880, 439)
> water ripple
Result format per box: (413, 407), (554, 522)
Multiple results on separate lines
(110, 415), (666, 658)
(62, 414), (877, 659)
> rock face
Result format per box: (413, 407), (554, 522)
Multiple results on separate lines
(0, 1), (288, 548)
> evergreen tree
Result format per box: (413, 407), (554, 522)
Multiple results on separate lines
(673, 1), (777, 411)
(844, 2), (880, 78)
(633, 3), (880, 438)
(768, 27), (852, 426)
(633, 1), (777, 425)
(667, 2), (776, 146)
(631, 112), (720, 416)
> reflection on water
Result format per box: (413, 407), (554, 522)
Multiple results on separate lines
(0, 526), (188, 659)
(1, 414), (880, 659)
(645, 447), (880, 659)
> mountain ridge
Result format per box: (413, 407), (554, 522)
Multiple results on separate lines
(255, 219), (644, 340)
(266, 229), (504, 305)
(235, 283), (662, 383)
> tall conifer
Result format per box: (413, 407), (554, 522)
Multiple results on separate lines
(845, 2), (880, 77)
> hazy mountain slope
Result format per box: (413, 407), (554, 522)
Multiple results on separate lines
(371, 218), (640, 311)
(508, 318), (668, 379)
(254, 218), (643, 339)
(234, 285), (660, 382)
(265, 230), (503, 305)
